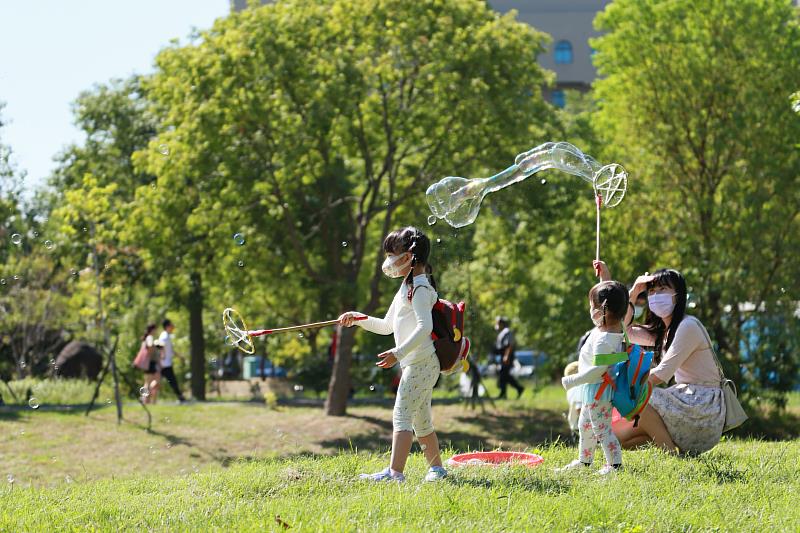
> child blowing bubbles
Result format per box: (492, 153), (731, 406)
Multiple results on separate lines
(338, 227), (447, 483)
(558, 279), (629, 475)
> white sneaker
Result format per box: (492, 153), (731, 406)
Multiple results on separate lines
(597, 464), (622, 476)
(555, 460), (590, 473)
(424, 466), (448, 482)
(359, 467), (405, 482)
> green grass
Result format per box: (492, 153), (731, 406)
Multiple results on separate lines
(1, 385), (798, 531)
(1, 441), (798, 531)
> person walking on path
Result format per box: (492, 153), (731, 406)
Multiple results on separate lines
(158, 319), (186, 402)
(495, 316), (524, 399)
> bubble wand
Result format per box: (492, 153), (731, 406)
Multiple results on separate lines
(222, 308), (366, 354)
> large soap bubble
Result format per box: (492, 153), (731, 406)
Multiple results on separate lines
(426, 142), (627, 228)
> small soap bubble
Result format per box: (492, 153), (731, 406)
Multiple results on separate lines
(19, 361), (26, 369)
(105, 398), (112, 405)
(32, 231), (39, 238)
(10, 233), (22, 245)
(237, 260), (244, 268)
(436, 238), (441, 244)
(298, 333), (304, 338)
(540, 178), (547, 185)
(780, 287), (786, 294)
(369, 385), (376, 392)
(70, 269), (78, 276)
(44, 240), (55, 250)
(82, 227), (88, 232)
(158, 144), (170, 156)
(64, 475), (73, 484)
(293, 384), (304, 392)
(6, 474), (14, 484)
(0, 279), (6, 285)
(139, 386), (150, 398)
(12, 275), (19, 281)
(341, 241), (348, 247)
(28, 398), (39, 409)
(233, 233), (246, 246)
(151, 183), (157, 190)
(427, 215), (437, 225)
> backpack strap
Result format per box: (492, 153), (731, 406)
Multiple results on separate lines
(593, 351), (628, 366)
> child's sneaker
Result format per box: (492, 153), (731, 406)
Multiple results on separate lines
(359, 467), (405, 482)
(424, 465), (448, 482)
(555, 460), (590, 473)
(597, 464), (622, 476)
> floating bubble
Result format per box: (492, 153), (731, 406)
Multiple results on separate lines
(64, 475), (73, 484)
(28, 398), (39, 409)
(780, 287), (786, 294)
(0, 279), (5, 285)
(341, 241), (348, 247)
(237, 260), (245, 267)
(82, 227), (88, 232)
(436, 238), (441, 244)
(70, 269), (78, 276)
(10, 233), (22, 245)
(33, 231), (39, 238)
(139, 386), (150, 398)
(12, 275), (19, 282)
(293, 384), (304, 392)
(19, 361), (26, 369)
(369, 385), (376, 392)
(427, 215), (437, 225)
(151, 183), (157, 190)
(298, 333), (304, 338)
(158, 144), (170, 156)
(44, 240), (55, 250)
(6, 474), (13, 484)
(426, 142), (627, 228)
(233, 233), (246, 245)
(105, 398), (112, 405)
(540, 178), (547, 185)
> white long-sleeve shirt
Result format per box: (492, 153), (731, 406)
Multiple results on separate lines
(562, 328), (624, 390)
(357, 274), (437, 368)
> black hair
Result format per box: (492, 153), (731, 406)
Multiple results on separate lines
(382, 226), (437, 299)
(142, 323), (157, 341)
(162, 318), (173, 329)
(640, 268), (687, 362)
(589, 280), (629, 326)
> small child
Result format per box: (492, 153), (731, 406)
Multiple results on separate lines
(339, 227), (446, 483)
(563, 361), (582, 432)
(559, 280), (628, 475)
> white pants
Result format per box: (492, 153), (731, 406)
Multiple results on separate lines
(393, 353), (440, 437)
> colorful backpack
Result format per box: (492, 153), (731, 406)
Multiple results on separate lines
(430, 298), (471, 375)
(592, 329), (653, 426)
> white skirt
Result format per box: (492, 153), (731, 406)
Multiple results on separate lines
(649, 383), (725, 454)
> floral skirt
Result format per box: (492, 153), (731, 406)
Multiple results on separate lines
(649, 383), (725, 454)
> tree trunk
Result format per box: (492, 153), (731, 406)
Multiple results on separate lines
(324, 324), (355, 416)
(188, 271), (206, 401)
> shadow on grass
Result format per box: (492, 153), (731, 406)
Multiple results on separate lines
(447, 475), (572, 495)
(315, 407), (572, 453)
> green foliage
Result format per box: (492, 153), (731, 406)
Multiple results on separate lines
(592, 0), (800, 403)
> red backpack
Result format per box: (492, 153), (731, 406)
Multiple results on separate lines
(430, 298), (471, 375)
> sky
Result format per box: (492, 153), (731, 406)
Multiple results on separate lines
(0, 0), (230, 195)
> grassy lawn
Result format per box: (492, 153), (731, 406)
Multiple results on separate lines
(1, 384), (798, 531)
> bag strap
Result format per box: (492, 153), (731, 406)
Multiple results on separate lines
(688, 316), (728, 386)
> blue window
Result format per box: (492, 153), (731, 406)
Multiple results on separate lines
(554, 40), (573, 64)
(551, 90), (566, 108)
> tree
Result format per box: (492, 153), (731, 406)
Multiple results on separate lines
(592, 0), (800, 405)
(132, 0), (556, 412)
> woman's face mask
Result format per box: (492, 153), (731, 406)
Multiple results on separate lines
(382, 253), (411, 278)
(648, 292), (675, 318)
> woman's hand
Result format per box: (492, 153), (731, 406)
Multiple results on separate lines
(338, 312), (362, 328)
(593, 260), (611, 281)
(376, 350), (398, 369)
(631, 272), (656, 296)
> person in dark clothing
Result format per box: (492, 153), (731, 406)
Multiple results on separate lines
(494, 316), (524, 399)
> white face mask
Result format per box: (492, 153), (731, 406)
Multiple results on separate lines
(633, 305), (645, 319)
(589, 307), (604, 327)
(382, 253), (411, 278)
(648, 293), (675, 318)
